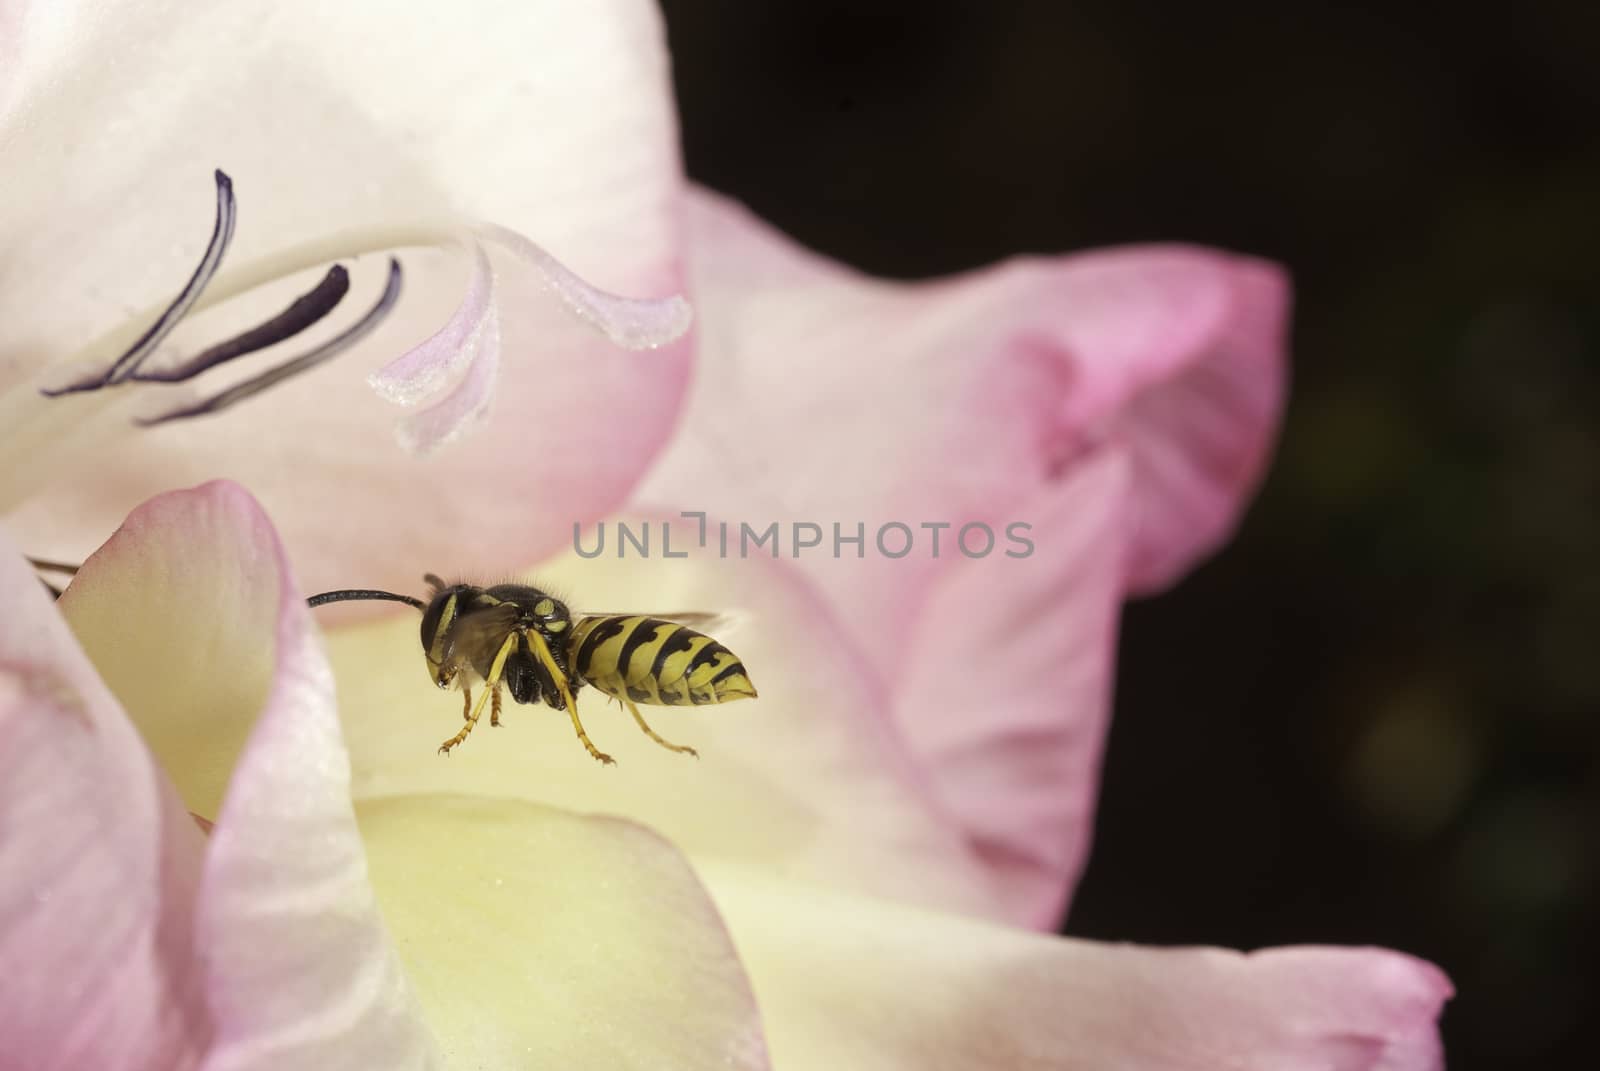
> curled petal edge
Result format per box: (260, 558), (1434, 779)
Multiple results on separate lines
(478, 222), (692, 350)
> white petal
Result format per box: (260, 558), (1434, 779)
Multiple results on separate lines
(3, 0), (692, 602)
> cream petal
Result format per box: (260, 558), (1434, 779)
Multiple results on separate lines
(0, 5), (20, 111)
(701, 864), (1451, 1071)
(357, 796), (770, 1070)
(2, 0), (691, 598)
(0, 527), (211, 1070)
(325, 521), (1003, 920)
(58, 482), (287, 817)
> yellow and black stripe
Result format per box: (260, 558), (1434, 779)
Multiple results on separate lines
(569, 615), (757, 707)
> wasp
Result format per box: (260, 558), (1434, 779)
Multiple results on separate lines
(307, 575), (756, 764)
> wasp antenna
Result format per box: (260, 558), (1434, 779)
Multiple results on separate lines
(306, 588), (427, 611)
(423, 573), (447, 591)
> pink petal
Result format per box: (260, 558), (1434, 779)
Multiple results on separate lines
(1117, 254), (1288, 591)
(891, 451), (1130, 927)
(638, 186), (1289, 922)
(190, 502), (435, 1068)
(704, 866), (1451, 1071)
(0, 529), (211, 1070)
(57, 481), (433, 1067)
(2, 0), (691, 601)
(648, 184), (1286, 683)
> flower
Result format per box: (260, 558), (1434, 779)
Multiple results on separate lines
(0, 0), (1453, 1066)
(3, 482), (1451, 1069)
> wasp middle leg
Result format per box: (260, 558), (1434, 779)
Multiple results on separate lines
(524, 629), (614, 765)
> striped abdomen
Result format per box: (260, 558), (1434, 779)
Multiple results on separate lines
(568, 615), (756, 707)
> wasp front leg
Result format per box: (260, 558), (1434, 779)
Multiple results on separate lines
(491, 685), (503, 728)
(439, 634), (517, 755)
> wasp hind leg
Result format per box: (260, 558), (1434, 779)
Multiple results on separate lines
(438, 634), (518, 755)
(460, 685), (472, 720)
(491, 685), (503, 727)
(621, 696), (699, 759)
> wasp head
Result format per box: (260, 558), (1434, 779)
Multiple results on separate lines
(419, 583), (465, 689)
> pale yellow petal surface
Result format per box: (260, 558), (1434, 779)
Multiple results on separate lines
(327, 527), (1002, 919)
(357, 795), (770, 1070)
(58, 482), (280, 816)
(698, 863), (1452, 1071)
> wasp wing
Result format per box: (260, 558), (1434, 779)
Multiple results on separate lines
(574, 610), (743, 636)
(438, 601), (521, 671)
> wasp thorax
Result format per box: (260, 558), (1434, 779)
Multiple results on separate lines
(530, 594), (572, 634)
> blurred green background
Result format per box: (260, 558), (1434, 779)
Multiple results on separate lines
(659, 2), (1597, 1065)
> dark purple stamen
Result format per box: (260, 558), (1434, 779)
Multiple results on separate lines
(128, 265), (351, 383)
(137, 258), (403, 426)
(41, 170), (237, 396)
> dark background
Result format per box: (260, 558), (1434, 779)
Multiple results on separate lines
(658, 2), (1597, 1066)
